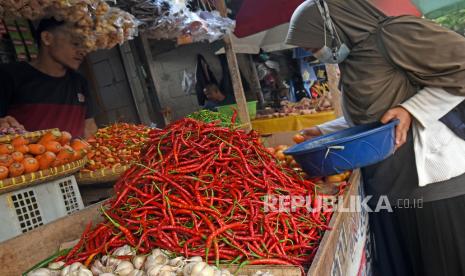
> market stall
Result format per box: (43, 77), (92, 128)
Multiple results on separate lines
(252, 111), (336, 134)
(0, 116), (361, 276)
(0, 169), (362, 276)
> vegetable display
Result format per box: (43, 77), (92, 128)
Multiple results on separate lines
(0, 0), (139, 51)
(83, 123), (150, 171)
(28, 246), (238, 276)
(0, 130), (88, 180)
(58, 118), (347, 274)
(187, 110), (234, 127)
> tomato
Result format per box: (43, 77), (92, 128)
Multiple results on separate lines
(293, 134), (305, 144)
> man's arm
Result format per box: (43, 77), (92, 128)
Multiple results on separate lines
(84, 118), (98, 139)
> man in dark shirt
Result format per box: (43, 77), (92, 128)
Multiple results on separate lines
(203, 83), (235, 111)
(0, 18), (97, 138)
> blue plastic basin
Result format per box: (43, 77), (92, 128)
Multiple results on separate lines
(284, 120), (399, 177)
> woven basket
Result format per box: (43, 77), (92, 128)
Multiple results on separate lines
(0, 158), (87, 195)
(75, 165), (129, 185)
(0, 128), (59, 144)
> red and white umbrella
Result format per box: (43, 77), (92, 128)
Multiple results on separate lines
(234, 0), (421, 38)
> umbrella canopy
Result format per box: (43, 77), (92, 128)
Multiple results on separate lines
(234, 0), (422, 38)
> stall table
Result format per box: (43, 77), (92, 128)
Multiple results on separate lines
(252, 111), (337, 134)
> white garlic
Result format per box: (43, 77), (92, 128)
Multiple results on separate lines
(77, 267), (93, 276)
(100, 274), (116, 276)
(159, 271), (176, 276)
(91, 260), (106, 275)
(114, 261), (134, 276)
(195, 265), (215, 276)
(132, 255), (147, 270)
(145, 254), (169, 270)
(147, 264), (178, 276)
(61, 262), (83, 276)
(190, 262), (208, 276)
(102, 255), (122, 267)
(220, 270), (232, 276)
(168, 257), (185, 268)
(48, 261), (65, 270)
(27, 268), (51, 276)
(128, 269), (145, 276)
(186, 257), (203, 263)
(113, 245), (135, 256)
(183, 262), (195, 276)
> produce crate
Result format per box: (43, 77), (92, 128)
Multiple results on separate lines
(0, 176), (84, 243)
(0, 172), (365, 276)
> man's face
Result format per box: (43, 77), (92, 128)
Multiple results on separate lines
(204, 89), (223, 102)
(44, 28), (86, 70)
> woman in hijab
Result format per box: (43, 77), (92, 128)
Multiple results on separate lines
(286, 1), (465, 275)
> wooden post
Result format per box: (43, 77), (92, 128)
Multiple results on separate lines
(140, 34), (171, 126)
(216, 0), (252, 130)
(248, 55), (265, 107)
(325, 64), (343, 117)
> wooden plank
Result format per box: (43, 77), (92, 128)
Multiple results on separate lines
(307, 170), (362, 275)
(248, 55), (265, 107)
(221, 265), (301, 276)
(216, 0), (252, 131)
(325, 64), (343, 117)
(140, 34), (171, 126)
(224, 36), (252, 130)
(0, 204), (103, 276)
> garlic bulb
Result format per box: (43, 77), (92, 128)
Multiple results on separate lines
(214, 270), (232, 276)
(48, 262), (65, 270)
(128, 270), (145, 276)
(189, 262), (208, 276)
(100, 274), (116, 276)
(168, 257), (185, 268)
(76, 268), (93, 276)
(146, 264), (177, 276)
(102, 255), (122, 267)
(61, 262), (83, 276)
(132, 255), (147, 270)
(27, 268), (51, 276)
(144, 254), (169, 270)
(159, 272), (176, 276)
(186, 257), (203, 263)
(113, 245), (135, 257)
(114, 261), (134, 276)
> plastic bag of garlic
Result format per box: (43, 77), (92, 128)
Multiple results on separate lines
(26, 245), (275, 276)
(114, 0), (235, 44)
(0, 0), (140, 52)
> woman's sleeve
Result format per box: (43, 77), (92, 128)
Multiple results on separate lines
(317, 116), (349, 135)
(401, 87), (465, 128)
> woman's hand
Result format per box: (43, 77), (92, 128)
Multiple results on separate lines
(300, 127), (323, 140)
(381, 107), (412, 150)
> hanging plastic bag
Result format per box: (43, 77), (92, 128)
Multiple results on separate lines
(182, 70), (196, 95)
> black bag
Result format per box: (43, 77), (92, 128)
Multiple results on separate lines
(195, 55), (219, 106)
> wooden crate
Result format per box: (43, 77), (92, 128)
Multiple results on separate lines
(0, 172), (365, 276)
(308, 170), (369, 276)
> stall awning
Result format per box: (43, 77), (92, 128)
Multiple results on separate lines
(234, 0), (422, 38)
(216, 23), (294, 54)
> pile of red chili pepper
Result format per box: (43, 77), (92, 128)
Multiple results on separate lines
(83, 123), (150, 171)
(61, 118), (346, 272)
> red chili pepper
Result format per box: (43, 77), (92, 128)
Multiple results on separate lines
(101, 207), (136, 247)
